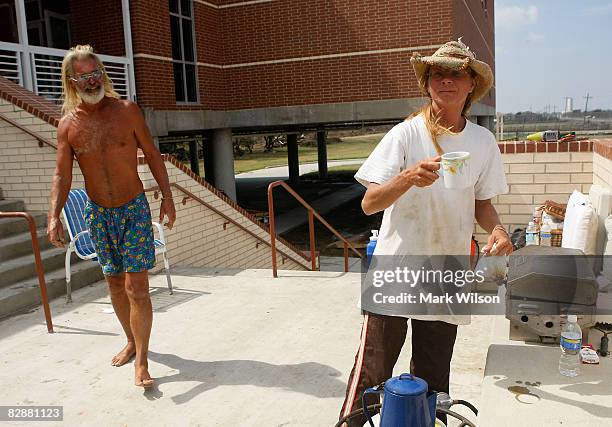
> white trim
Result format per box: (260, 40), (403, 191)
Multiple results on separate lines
(460, 0), (494, 59)
(196, 61), (223, 69)
(194, 0), (217, 7)
(198, 44), (440, 69)
(14, 0), (34, 91)
(138, 44), (440, 69)
(220, 45), (440, 68)
(134, 53), (174, 62)
(194, 0), (275, 9)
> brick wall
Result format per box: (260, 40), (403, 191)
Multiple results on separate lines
(473, 141), (594, 244)
(194, 1), (223, 65)
(221, 53), (424, 111)
(133, 58), (176, 108)
(130, 0), (173, 58)
(452, 0), (495, 107)
(593, 139), (612, 190)
(130, 0), (175, 107)
(208, 0), (454, 111)
(69, 0), (125, 56)
(131, 0), (492, 111)
(217, 0), (452, 64)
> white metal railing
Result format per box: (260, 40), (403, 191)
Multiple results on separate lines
(0, 41), (134, 103)
(0, 42), (23, 86)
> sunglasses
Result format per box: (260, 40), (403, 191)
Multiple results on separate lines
(70, 69), (104, 85)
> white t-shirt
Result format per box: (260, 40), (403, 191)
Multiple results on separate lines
(355, 113), (508, 324)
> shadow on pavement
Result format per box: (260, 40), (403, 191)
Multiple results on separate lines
(149, 351), (347, 405)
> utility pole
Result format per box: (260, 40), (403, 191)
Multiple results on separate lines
(583, 93), (592, 125)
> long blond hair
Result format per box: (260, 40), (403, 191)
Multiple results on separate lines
(61, 45), (120, 115)
(409, 67), (476, 155)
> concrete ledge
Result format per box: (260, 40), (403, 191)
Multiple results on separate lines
(594, 138), (612, 160)
(147, 99), (496, 135)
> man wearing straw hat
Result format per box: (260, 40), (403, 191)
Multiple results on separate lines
(338, 39), (513, 425)
(47, 45), (175, 389)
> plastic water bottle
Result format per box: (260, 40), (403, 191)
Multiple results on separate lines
(525, 221), (540, 246)
(366, 230), (378, 267)
(559, 314), (582, 377)
(540, 223), (552, 246)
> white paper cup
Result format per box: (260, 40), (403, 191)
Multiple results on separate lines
(441, 151), (470, 189)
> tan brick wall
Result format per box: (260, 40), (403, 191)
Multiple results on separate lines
(473, 151), (594, 245)
(0, 97), (307, 272)
(139, 162), (308, 272)
(0, 98), (86, 212)
(593, 140), (612, 190)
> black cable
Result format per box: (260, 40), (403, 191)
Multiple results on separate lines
(453, 399), (479, 415)
(333, 404), (381, 427)
(334, 401), (478, 426)
(436, 408), (477, 427)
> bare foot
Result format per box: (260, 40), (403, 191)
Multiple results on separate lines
(135, 366), (154, 388)
(111, 342), (136, 367)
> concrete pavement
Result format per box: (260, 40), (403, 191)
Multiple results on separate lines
(0, 267), (493, 426)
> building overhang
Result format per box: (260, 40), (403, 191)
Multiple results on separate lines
(146, 98), (496, 136)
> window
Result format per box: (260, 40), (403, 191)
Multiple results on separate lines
(170, 0), (198, 103)
(0, 1), (18, 43)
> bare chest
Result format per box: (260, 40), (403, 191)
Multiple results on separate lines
(68, 115), (135, 157)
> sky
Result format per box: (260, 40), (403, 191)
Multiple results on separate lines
(494, 0), (612, 113)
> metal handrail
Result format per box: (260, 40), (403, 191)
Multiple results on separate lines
(0, 111), (57, 149)
(0, 212), (53, 333)
(267, 180), (362, 278)
(144, 183), (311, 269)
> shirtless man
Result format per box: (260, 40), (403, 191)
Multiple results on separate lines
(47, 45), (176, 388)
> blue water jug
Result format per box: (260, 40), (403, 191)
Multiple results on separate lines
(362, 373), (437, 427)
(366, 230), (378, 267)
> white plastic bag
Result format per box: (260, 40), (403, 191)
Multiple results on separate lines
(561, 190), (598, 254)
(603, 215), (612, 284)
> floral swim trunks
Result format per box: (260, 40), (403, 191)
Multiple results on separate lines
(84, 193), (155, 275)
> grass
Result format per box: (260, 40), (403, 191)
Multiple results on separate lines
(197, 133), (383, 174)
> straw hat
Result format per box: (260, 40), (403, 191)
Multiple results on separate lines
(410, 38), (493, 102)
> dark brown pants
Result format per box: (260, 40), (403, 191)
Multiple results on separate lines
(339, 312), (458, 427)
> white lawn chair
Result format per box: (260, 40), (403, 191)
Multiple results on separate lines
(61, 189), (173, 302)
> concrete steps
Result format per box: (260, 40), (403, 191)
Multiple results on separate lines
(0, 211), (46, 236)
(0, 260), (103, 319)
(0, 200), (104, 319)
(0, 246), (76, 287)
(0, 226), (53, 261)
(0, 198), (25, 212)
